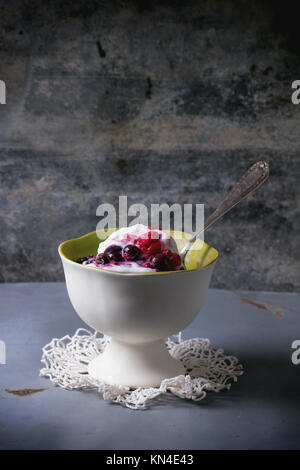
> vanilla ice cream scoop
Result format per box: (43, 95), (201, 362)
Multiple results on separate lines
(78, 224), (182, 273)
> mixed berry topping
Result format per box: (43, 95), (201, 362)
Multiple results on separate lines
(76, 227), (182, 272)
(104, 245), (124, 262)
(149, 250), (181, 271)
(134, 231), (163, 256)
(163, 250), (181, 269)
(122, 244), (141, 261)
(76, 256), (92, 264)
(149, 253), (170, 271)
(96, 253), (110, 265)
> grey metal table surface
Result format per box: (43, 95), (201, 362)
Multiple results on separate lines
(0, 282), (299, 450)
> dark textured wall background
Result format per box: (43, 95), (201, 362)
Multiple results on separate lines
(0, 0), (299, 291)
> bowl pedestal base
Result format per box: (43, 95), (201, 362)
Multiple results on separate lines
(88, 337), (185, 388)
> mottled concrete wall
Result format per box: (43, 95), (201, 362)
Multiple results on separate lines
(0, 0), (299, 291)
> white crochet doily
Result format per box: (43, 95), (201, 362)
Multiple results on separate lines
(40, 328), (243, 410)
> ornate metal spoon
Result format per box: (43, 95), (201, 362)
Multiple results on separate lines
(180, 161), (270, 263)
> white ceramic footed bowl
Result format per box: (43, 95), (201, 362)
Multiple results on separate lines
(59, 230), (218, 387)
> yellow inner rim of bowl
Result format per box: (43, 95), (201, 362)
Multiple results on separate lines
(59, 229), (218, 273)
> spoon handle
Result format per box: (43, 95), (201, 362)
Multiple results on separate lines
(180, 161), (269, 259)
